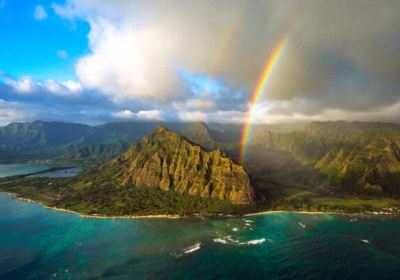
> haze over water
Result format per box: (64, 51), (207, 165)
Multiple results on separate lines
(1, 192), (400, 280)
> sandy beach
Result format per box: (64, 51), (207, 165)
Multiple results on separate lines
(5, 192), (394, 219)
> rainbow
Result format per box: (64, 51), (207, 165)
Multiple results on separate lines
(209, 13), (242, 76)
(240, 35), (289, 162)
(209, 0), (249, 76)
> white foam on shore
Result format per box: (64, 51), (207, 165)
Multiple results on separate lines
(240, 238), (266, 245)
(184, 242), (201, 254)
(226, 235), (239, 243)
(213, 238), (228, 244)
(298, 222), (306, 228)
(214, 235), (240, 245)
(214, 235), (267, 246)
(232, 227), (239, 232)
(243, 219), (254, 223)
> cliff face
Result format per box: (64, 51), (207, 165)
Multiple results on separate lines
(252, 122), (400, 194)
(107, 126), (255, 204)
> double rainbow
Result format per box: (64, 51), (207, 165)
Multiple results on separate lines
(240, 35), (289, 162)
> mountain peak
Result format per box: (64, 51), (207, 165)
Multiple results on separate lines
(109, 128), (255, 204)
(154, 125), (170, 133)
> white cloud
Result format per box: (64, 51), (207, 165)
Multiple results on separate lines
(3, 76), (82, 96)
(44, 79), (63, 94)
(45, 0), (400, 123)
(112, 109), (135, 119)
(75, 18), (180, 102)
(136, 110), (164, 121)
(57, 50), (68, 59)
(4, 76), (35, 93)
(62, 80), (82, 93)
(0, 99), (31, 123)
(34, 5), (47, 20)
(112, 109), (164, 121)
(178, 111), (207, 122)
(45, 79), (82, 95)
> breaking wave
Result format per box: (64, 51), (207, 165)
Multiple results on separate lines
(240, 238), (266, 245)
(184, 242), (201, 254)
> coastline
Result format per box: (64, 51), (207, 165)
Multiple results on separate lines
(3, 192), (398, 219)
(9, 194), (181, 219)
(244, 210), (339, 216)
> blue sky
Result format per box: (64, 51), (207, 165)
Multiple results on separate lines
(0, 0), (89, 81)
(0, 0), (400, 125)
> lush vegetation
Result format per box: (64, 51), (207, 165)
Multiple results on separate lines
(0, 121), (164, 163)
(1, 173), (399, 216)
(250, 121), (400, 197)
(1, 120), (400, 216)
(0, 174), (254, 216)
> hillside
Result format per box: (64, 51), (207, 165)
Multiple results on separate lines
(0, 126), (256, 216)
(0, 121), (93, 162)
(104, 126), (255, 204)
(0, 121), (174, 163)
(251, 121), (400, 196)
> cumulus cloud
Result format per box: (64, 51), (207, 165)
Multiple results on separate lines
(62, 80), (82, 93)
(74, 18), (181, 102)
(45, 0), (400, 123)
(4, 76), (35, 93)
(112, 109), (164, 121)
(3, 76), (82, 96)
(34, 5), (47, 20)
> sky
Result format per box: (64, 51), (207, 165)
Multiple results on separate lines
(1, 0), (400, 125)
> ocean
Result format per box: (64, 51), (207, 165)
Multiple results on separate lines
(1, 193), (400, 279)
(0, 166), (400, 279)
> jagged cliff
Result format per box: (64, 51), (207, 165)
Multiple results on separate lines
(105, 126), (255, 204)
(252, 121), (400, 194)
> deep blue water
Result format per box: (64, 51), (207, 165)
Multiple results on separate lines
(1, 193), (400, 280)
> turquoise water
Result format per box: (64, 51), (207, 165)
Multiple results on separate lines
(0, 163), (80, 178)
(1, 193), (400, 280)
(0, 163), (57, 178)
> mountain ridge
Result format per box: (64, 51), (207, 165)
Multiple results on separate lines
(103, 125), (255, 204)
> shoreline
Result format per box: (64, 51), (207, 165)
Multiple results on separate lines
(244, 210), (342, 216)
(2, 192), (398, 219)
(10, 194), (181, 219)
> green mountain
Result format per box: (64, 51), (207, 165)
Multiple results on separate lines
(251, 121), (400, 196)
(0, 121), (93, 162)
(0, 121), (180, 163)
(2, 121), (400, 215)
(182, 122), (241, 160)
(103, 126), (255, 204)
(0, 126), (256, 216)
(58, 142), (131, 162)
